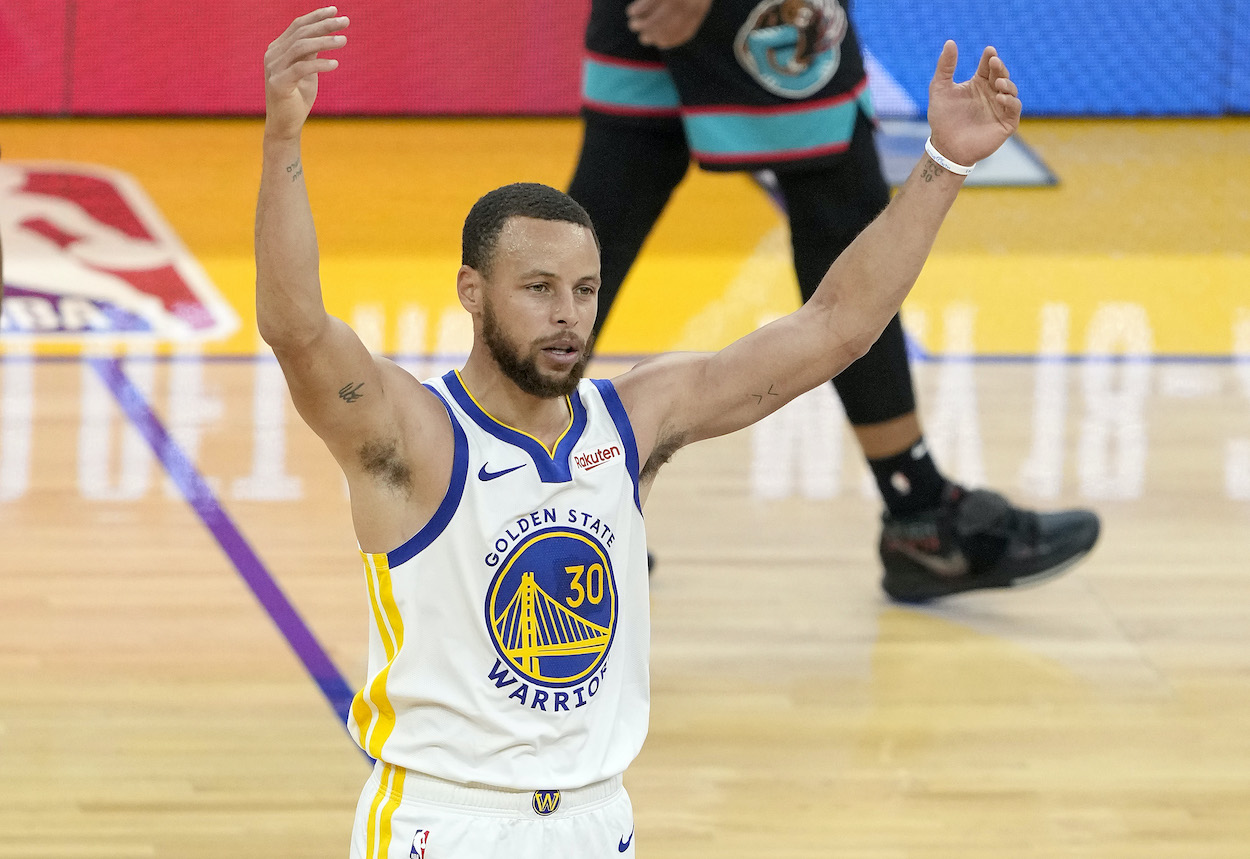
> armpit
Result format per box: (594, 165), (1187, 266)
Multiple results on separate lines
(358, 438), (412, 495)
(640, 431), (685, 484)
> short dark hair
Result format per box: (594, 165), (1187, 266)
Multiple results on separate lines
(462, 183), (598, 278)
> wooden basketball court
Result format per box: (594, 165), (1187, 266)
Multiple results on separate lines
(1, 116), (1248, 857)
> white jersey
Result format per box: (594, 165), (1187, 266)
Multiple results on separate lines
(348, 370), (650, 790)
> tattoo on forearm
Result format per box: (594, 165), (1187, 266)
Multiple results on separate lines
(921, 158), (939, 183)
(286, 157), (304, 183)
(750, 384), (780, 405)
(339, 382), (365, 403)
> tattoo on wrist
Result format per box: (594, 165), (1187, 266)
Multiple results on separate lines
(339, 382), (365, 403)
(921, 158), (938, 183)
(750, 384), (779, 405)
(286, 158), (304, 183)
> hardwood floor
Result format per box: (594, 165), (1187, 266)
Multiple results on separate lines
(0, 117), (1247, 857)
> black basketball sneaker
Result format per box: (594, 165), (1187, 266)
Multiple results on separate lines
(879, 484), (1100, 603)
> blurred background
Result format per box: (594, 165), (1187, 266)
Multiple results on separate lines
(6, 1), (1249, 116)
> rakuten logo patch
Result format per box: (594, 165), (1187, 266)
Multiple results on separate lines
(573, 445), (620, 472)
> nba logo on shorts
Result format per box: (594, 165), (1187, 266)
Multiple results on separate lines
(0, 161), (237, 340)
(409, 828), (429, 858)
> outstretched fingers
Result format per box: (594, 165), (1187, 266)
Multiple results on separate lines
(986, 54), (1022, 120)
(283, 15), (349, 63)
(975, 45), (997, 80)
(279, 34), (346, 69)
(933, 39), (959, 83)
(285, 6), (343, 38)
(271, 57), (340, 90)
(263, 7), (351, 139)
(292, 9), (350, 42)
(266, 8), (349, 89)
(995, 86), (1023, 122)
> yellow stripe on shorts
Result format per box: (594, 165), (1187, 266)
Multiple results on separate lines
(366, 763), (406, 859)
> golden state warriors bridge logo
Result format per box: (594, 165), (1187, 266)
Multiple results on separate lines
(485, 523), (618, 709)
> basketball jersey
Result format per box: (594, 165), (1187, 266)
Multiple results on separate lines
(348, 370), (650, 790)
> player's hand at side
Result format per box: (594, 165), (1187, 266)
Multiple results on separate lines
(926, 41), (1022, 168)
(626, 0), (713, 49)
(264, 7), (349, 142)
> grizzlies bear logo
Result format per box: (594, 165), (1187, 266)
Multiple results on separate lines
(735, 0), (848, 99)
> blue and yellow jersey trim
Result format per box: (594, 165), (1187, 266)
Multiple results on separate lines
(350, 387), (467, 762)
(444, 370), (588, 483)
(589, 379), (641, 511)
(351, 551), (405, 761)
(383, 386), (469, 568)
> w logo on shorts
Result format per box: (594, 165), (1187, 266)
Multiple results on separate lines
(0, 162), (236, 340)
(532, 789), (561, 816)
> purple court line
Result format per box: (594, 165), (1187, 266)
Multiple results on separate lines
(89, 357), (361, 738)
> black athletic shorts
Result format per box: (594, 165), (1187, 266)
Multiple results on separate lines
(581, 0), (874, 172)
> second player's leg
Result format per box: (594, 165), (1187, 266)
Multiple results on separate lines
(774, 111), (1100, 601)
(568, 113), (691, 338)
(772, 111), (944, 509)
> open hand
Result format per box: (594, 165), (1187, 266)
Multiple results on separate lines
(926, 41), (1022, 167)
(264, 7), (350, 142)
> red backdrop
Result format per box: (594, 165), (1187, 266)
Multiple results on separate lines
(1, 1), (589, 115)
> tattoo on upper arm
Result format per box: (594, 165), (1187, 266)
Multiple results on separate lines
(750, 384), (780, 405)
(339, 382), (365, 404)
(286, 157), (304, 183)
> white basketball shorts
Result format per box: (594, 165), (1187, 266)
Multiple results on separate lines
(350, 762), (637, 859)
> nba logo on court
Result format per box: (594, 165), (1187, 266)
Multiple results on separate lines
(0, 162), (237, 340)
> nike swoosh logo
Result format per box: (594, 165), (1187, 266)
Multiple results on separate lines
(894, 544), (969, 577)
(478, 463), (525, 481)
(618, 829), (634, 852)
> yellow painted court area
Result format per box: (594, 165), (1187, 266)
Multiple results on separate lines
(1, 116), (1246, 357)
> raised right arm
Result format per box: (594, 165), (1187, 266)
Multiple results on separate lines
(255, 10), (455, 556)
(255, 8), (403, 465)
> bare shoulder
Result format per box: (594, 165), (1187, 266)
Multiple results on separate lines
(362, 357), (454, 484)
(608, 352), (709, 482)
(344, 358), (458, 552)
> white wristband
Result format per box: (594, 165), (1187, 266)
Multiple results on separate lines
(924, 136), (975, 176)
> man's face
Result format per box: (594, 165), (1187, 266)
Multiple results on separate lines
(478, 217), (600, 398)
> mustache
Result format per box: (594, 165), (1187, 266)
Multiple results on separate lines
(534, 332), (591, 352)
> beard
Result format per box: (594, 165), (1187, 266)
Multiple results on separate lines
(481, 300), (594, 398)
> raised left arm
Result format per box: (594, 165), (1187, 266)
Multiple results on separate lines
(615, 42), (1021, 465)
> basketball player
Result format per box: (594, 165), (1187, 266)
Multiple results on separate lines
(569, 0), (1100, 601)
(259, 8), (1022, 856)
